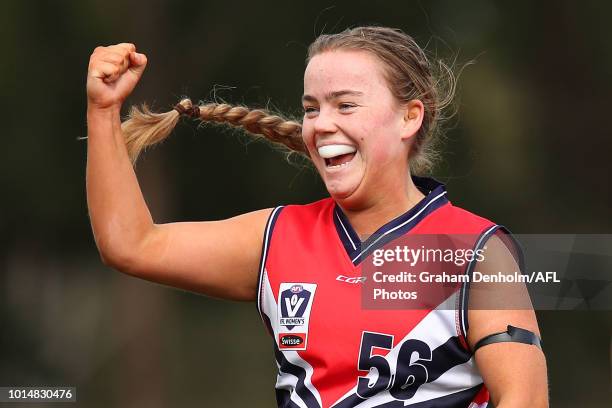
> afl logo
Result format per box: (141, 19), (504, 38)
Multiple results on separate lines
(290, 284), (303, 293)
(280, 334), (304, 347)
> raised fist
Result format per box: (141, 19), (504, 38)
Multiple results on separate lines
(86, 43), (147, 110)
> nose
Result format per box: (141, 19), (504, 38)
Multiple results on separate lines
(313, 108), (337, 135)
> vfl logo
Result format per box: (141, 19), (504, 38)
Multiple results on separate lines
(279, 287), (311, 330)
(277, 282), (317, 351)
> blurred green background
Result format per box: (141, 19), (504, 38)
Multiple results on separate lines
(1, 0), (611, 407)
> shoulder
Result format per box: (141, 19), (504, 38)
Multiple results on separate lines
(417, 201), (497, 234)
(279, 197), (335, 220)
(284, 196), (335, 211)
(260, 197), (337, 241)
(443, 202), (494, 225)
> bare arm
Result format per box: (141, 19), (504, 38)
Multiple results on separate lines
(467, 235), (549, 407)
(86, 43), (270, 301)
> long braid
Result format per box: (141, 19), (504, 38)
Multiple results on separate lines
(195, 102), (306, 153)
(121, 98), (307, 165)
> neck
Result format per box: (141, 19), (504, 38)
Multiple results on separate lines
(338, 175), (426, 239)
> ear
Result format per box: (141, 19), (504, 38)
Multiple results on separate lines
(400, 99), (425, 141)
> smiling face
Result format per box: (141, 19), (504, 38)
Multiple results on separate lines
(302, 50), (420, 209)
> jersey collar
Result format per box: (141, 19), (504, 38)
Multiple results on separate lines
(333, 176), (449, 266)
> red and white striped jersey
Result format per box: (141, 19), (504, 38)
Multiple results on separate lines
(257, 177), (505, 408)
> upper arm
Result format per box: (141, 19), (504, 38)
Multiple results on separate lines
(467, 233), (549, 407)
(113, 208), (274, 301)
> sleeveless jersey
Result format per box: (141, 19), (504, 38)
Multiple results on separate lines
(257, 177), (512, 408)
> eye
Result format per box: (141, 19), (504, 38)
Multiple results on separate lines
(303, 106), (319, 115)
(339, 103), (356, 111)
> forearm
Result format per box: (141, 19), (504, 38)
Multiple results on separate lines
(86, 105), (154, 267)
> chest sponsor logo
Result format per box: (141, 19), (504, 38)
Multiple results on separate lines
(277, 283), (317, 351)
(337, 275), (367, 284)
(278, 333), (305, 348)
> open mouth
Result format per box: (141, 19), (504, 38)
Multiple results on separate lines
(318, 144), (357, 168)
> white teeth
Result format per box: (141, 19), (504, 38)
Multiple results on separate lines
(328, 161), (351, 169)
(317, 144), (357, 159)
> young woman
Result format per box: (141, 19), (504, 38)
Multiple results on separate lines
(86, 26), (548, 407)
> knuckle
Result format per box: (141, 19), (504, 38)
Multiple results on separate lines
(91, 46), (104, 58)
(117, 42), (136, 52)
(108, 52), (122, 63)
(89, 58), (101, 70)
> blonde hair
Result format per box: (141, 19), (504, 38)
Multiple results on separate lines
(121, 99), (305, 164)
(122, 26), (457, 174)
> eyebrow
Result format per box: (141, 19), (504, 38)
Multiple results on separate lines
(301, 90), (364, 103)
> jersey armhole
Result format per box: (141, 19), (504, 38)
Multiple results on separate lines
(457, 225), (525, 352)
(256, 206), (285, 319)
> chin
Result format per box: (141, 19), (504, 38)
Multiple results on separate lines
(325, 180), (365, 208)
(325, 183), (354, 199)
(319, 163), (366, 205)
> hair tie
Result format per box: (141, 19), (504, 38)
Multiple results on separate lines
(174, 103), (200, 118)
